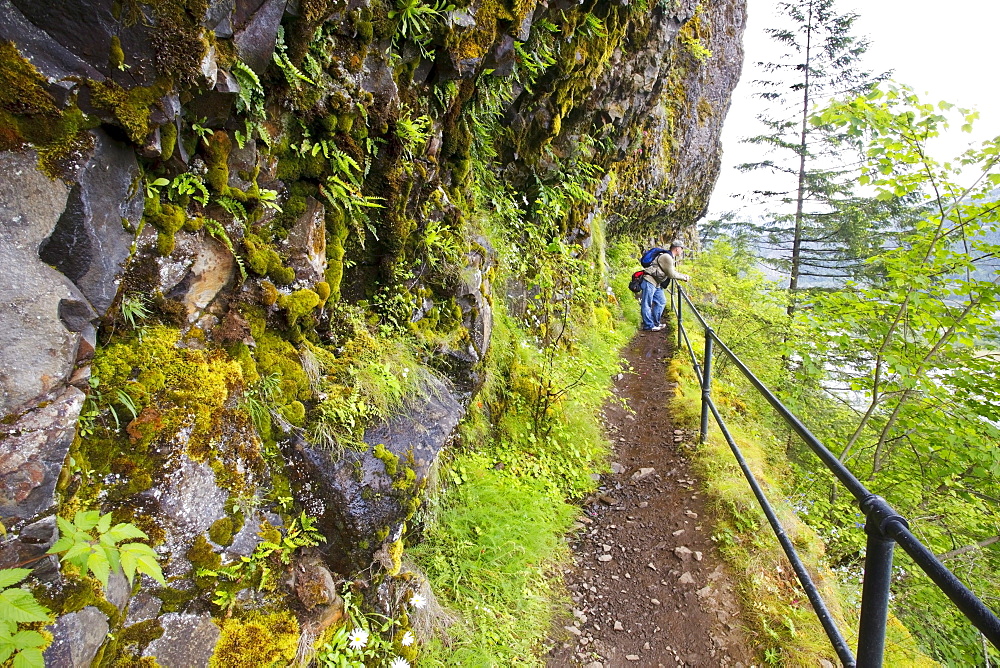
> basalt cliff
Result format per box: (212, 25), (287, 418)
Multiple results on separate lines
(0, 0), (743, 664)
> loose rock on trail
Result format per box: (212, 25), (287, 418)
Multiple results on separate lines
(547, 329), (754, 667)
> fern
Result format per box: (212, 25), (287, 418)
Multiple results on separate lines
(203, 218), (247, 280)
(273, 26), (317, 87)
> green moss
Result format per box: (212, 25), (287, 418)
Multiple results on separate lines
(160, 121), (177, 159)
(209, 517), (236, 546)
(243, 234), (294, 285)
(278, 400), (306, 426)
(276, 288), (321, 327)
(89, 325), (244, 463)
(109, 35), (125, 70)
(143, 197), (187, 256)
(261, 280), (278, 306)
(373, 443), (399, 477)
(89, 78), (170, 144)
(324, 208), (349, 302)
(187, 534), (222, 588)
(0, 41), (58, 116)
(0, 41), (98, 177)
(204, 129), (233, 194)
(210, 611), (299, 668)
(149, 0), (211, 84)
(254, 330), (312, 404)
(315, 281), (331, 304)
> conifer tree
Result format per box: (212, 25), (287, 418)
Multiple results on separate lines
(739, 0), (891, 311)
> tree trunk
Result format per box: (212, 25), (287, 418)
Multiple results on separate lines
(787, 0), (814, 316)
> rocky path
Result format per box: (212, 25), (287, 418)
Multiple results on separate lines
(547, 330), (754, 668)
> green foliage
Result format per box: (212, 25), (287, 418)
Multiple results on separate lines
(203, 218), (247, 280)
(395, 108), (432, 158)
(0, 569), (50, 668)
(315, 585), (409, 667)
(48, 511), (165, 588)
(231, 60), (270, 148)
(678, 244), (938, 666)
(200, 513), (324, 614)
(168, 173), (209, 206)
(388, 0), (444, 56)
(120, 294), (152, 330)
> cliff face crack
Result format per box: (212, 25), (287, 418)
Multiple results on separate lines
(548, 330), (752, 668)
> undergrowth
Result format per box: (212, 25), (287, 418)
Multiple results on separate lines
(410, 237), (637, 664)
(670, 241), (935, 666)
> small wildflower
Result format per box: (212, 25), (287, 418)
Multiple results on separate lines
(389, 658), (410, 668)
(409, 592), (427, 609)
(401, 630), (415, 647)
(348, 628), (368, 650)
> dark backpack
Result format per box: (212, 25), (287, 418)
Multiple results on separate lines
(628, 270), (645, 293)
(639, 247), (667, 267)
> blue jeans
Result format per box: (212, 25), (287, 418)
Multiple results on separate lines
(639, 280), (666, 330)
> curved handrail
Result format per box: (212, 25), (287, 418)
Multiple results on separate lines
(670, 283), (1000, 666)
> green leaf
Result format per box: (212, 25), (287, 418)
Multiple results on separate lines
(0, 570), (31, 590)
(106, 524), (147, 543)
(95, 513), (112, 535)
(87, 551), (111, 588)
(10, 630), (45, 651)
(12, 647), (45, 668)
(122, 544), (165, 585)
(73, 510), (100, 532)
(0, 589), (50, 623)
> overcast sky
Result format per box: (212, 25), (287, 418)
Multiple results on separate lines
(707, 0), (1000, 219)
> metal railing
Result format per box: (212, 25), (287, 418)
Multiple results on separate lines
(668, 283), (1000, 667)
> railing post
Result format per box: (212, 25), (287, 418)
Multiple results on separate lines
(700, 330), (713, 444)
(857, 496), (907, 667)
(676, 287), (683, 349)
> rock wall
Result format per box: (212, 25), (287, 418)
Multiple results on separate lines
(0, 0), (744, 663)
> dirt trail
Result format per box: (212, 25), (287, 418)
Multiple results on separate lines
(547, 330), (754, 668)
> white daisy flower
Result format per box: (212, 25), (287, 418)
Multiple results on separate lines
(400, 630), (415, 647)
(389, 657), (410, 668)
(348, 627), (369, 650)
(409, 592), (427, 609)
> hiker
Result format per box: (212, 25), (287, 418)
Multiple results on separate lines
(640, 241), (690, 331)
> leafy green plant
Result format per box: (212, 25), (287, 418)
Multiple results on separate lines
(144, 177), (169, 200)
(48, 511), (165, 588)
(191, 118), (212, 145)
(273, 26), (316, 88)
(120, 294), (151, 329)
(0, 568), (50, 667)
(395, 108), (432, 158)
(241, 372), (280, 435)
(231, 60), (270, 148)
(215, 196), (248, 224)
(200, 513), (324, 614)
(388, 0), (444, 56)
(168, 173), (209, 206)
(203, 218), (247, 280)
(315, 585), (408, 668)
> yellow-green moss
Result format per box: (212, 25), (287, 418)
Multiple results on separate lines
(243, 234), (295, 285)
(278, 399), (306, 426)
(0, 41), (98, 177)
(276, 288), (321, 327)
(315, 281), (331, 304)
(210, 611), (299, 668)
(209, 517), (236, 546)
(109, 35), (125, 70)
(253, 329), (312, 404)
(373, 443), (399, 477)
(160, 120), (177, 159)
(89, 325), (243, 462)
(89, 79), (170, 144)
(324, 208), (349, 301)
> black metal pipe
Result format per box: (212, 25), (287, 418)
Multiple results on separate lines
(887, 523), (1000, 647)
(671, 286), (1000, 654)
(700, 332), (713, 444)
(704, 396), (857, 667)
(856, 498), (899, 666)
